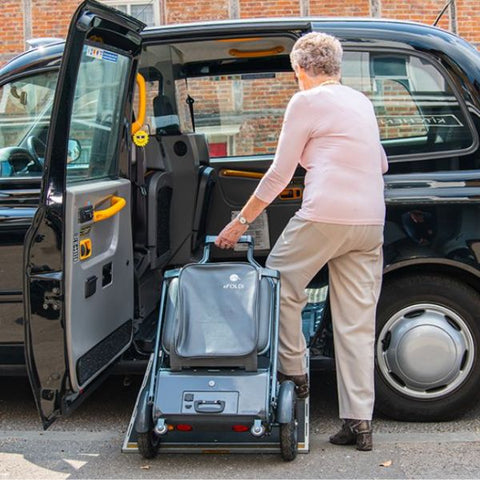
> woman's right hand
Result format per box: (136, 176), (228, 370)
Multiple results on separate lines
(215, 218), (249, 249)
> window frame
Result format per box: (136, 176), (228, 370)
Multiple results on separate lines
(173, 69), (299, 160)
(65, 42), (133, 184)
(343, 46), (479, 164)
(102, 0), (161, 27)
(166, 45), (478, 164)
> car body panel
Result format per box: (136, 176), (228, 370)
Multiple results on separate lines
(0, 12), (480, 421)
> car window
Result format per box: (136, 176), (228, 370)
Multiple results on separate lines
(66, 45), (131, 183)
(174, 72), (297, 158)
(0, 71), (57, 177)
(342, 51), (475, 158)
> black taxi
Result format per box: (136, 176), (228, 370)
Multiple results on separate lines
(1, 0), (480, 427)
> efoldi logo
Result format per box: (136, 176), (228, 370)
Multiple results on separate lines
(223, 273), (245, 289)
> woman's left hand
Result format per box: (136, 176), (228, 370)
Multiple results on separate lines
(215, 218), (249, 249)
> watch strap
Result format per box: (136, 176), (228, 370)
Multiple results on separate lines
(237, 214), (250, 226)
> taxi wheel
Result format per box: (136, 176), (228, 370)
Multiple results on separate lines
(137, 430), (160, 459)
(375, 274), (480, 421)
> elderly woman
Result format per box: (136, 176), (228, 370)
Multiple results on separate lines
(215, 32), (388, 451)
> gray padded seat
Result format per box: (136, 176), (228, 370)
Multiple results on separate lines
(144, 133), (212, 266)
(162, 263), (273, 371)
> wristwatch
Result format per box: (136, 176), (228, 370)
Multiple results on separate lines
(237, 214), (250, 226)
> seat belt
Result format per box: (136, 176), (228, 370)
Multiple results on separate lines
(185, 77), (196, 132)
(132, 143), (149, 262)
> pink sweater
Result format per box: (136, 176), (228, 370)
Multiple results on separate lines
(254, 84), (388, 225)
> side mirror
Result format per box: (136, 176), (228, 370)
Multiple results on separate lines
(68, 139), (81, 163)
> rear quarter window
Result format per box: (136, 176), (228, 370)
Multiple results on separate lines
(342, 51), (475, 160)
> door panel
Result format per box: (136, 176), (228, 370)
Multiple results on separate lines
(24, 0), (144, 427)
(206, 157), (304, 259)
(65, 179), (133, 390)
(0, 185), (38, 344)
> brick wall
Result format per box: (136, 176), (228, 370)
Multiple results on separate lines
(31, 0), (81, 38)
(456, 0), (480, 49)
(1, 0), (478, 65)
(381, 0), (451, 32)
(309, 0), (370, 17)
(165, 0), (229, 24)
(0, 1), (26, 65)
(240, 0), (301, 18)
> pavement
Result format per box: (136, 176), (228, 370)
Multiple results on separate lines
(1, 372), (480, 479)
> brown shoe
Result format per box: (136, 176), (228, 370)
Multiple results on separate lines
(277, 372), (309, 399)
(329, 419), (372, 451)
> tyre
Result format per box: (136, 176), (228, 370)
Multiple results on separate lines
(280, 397), (298, 461)
(375, 274), (480, 421)
(137, 430), (160, 459)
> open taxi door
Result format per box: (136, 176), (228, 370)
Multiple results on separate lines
(23, 0), (145, 428)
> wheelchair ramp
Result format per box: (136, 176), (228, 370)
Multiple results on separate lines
(122, 396), (309, 454)
(122, 354), (309, 454)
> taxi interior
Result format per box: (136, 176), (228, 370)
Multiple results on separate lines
(128, 35), (306, 355)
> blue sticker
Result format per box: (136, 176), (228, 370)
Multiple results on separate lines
(86, 46), (118, 63)
(102, 51), (118, 63)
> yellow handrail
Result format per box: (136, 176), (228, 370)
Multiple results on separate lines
(131, 72), (146, 135)
(229, 46), (284, 58)
(93, 196), (126, 223)
(221, 169), (264, 179)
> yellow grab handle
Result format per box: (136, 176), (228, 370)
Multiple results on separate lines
(229, 46), (284, 58)
(131, 73), (146, 135)
(93, 196), (126, 223)
(279, 187), (303, 200)
(221, 169), (264, 179)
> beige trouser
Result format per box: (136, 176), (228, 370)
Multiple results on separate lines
(266, 215), (384, 420)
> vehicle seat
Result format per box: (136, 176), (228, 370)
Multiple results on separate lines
(153, 94), (181, 135)
(144, 133), (214, 266)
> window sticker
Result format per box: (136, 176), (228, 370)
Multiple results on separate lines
(73, 233), (79, 263)
(378, 114), (464, 128)
(86, 46), (118, 63)
(231, 210), (270, 251)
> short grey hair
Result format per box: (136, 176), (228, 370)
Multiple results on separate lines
(290, 32), (343, 77)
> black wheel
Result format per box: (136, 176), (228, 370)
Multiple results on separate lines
(137, 430), (160, 459)
(280, 397), (298, 461)
(375, 274), (480, 421)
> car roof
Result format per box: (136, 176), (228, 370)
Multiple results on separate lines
(0, 41), (64, 82)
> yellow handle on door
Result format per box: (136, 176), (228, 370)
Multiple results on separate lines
(93, 196), (126, 223)
(131, 73), (146, 135)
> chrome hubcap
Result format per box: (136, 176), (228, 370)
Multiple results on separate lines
(377, 303), (474, 399)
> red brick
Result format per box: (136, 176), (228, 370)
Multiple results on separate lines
(1, 1), (478, 66)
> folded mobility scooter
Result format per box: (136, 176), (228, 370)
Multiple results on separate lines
(124, 235), (309, 460)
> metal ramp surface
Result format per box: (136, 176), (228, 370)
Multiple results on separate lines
(122, 356), (309, 455)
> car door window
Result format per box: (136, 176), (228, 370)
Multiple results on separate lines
(342, 51), (475, 158)
(0, 71), (57, 177)
(67, 45), (131, 182)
